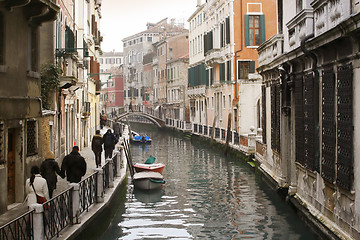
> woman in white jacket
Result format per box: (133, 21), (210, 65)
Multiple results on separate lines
(25, 166), (49, 208)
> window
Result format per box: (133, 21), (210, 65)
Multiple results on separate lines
(0, 11), (4, 65)
(237, 61), (255, 79)
(116, 58), (121, 64)
(220, 63), (225, 82)
(245, 15), (265, 46)
(226, 60), (231, 81)
(100, 58), (103, 64)
(27, 120), (37, 156)
(147, 36), (152, 42)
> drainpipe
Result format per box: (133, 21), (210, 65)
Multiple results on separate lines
(300, 33), (320, 172)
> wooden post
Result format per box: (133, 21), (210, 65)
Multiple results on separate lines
(210, 116), (217, 147)
(225, 113), (232, 155)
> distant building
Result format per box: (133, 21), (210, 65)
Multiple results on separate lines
(122, 18), (187, 112)
(99, 51), (124, 114)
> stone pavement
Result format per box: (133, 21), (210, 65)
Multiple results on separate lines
(0, 127), (113, 227)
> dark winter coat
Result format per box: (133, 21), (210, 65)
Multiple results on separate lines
(91, 134), (103, 153)
(113, 123), (121, 137)
(60, 151), (87, 183)
(40, 159), (63, 190)
(103, 131), (118, 150)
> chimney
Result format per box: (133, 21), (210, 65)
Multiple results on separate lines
(197, 0), (201, 7)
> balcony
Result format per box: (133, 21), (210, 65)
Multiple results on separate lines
(60, 54), (79, 88)
(258, 34), (284, 68)
(5, 0), (59, 25)
(205, 45), (231, 67)
(187, 85), (206, 98)
(286, 9), (314, 51)
(311, 0), (351, 37)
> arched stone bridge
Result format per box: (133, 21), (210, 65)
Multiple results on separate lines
(114, 112), (165, 128)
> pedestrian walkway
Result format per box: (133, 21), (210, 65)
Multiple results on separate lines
(0, 127), (112, 228)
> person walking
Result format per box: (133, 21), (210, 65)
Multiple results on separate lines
(40, 151), (63, 198)
(103, 129), (118, 159)
(60, 146), (87, 183)
(25, 166), (49, 208)
(91, 130), (103, 168)
(113, 122), (121, 140)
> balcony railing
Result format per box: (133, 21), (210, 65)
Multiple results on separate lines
(258, 34), (284, 67)
(205, 45), (231, 66)
(187, 85), (206, 97)
(312, 0), (351, 37)
(286, 9), (314, 51)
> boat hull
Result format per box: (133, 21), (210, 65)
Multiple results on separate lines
(133, 163), (165, 173)
(133, 171), (165, 190)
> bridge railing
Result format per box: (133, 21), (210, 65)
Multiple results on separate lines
(9, 130), (129, 239)
(0, 209), (34, 240)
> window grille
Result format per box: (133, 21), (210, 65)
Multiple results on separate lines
(27, 121), (37, 156)
(303, 73), (316, 171)
(261, 85), (266, 144)
(295, 75), (305, 165)
(271, 83), (280, 153)
(321, 69), (336, 183)
(336, 63), (353, 191)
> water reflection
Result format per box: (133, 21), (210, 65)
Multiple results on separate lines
(100, 124), (318, 240)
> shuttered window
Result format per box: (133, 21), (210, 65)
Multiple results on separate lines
(220, 63), (225, 82)
(65, 26), (75, 53)
(226, 60), (231, 82)
(245, 15), (265, 46)
(226, 17), (230, 44)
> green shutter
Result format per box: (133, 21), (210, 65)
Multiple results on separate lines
(206, 69), (209, 86)
(220, 63), (225, 82)
(260, 15), (265, 44)
(250, 61), (255, 73)
(227, 60), (231, 82)
(244, 15), (249, 46)
(226, 17), (230, 44)
(188, 68), (191, 87)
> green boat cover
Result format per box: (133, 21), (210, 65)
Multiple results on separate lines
(145, 155), (156, 164)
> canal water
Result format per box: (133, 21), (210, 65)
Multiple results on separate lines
(99, 124), (318, 240)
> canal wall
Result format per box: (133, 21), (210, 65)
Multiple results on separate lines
(162, 122), (346, 240)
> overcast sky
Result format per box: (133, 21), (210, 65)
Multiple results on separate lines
(100, 0), (198, 52)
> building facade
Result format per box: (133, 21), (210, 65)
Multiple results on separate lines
(257, 0), (360, 239)
(188, 0), (277, 134)
(0, 0), (59, 214)
(122, 18), (187, 112)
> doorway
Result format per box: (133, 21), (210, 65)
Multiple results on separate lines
(7, 128), (16, 205)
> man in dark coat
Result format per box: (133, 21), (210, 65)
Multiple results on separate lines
(40, 151), (64, 198)
(103, 129), (118, 159)
(91, 130), (103, 168)
(113, 122), (121, 140)
(60, 146), (87, 183)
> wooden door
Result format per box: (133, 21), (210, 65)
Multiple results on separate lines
(7, 129), (16, 204)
